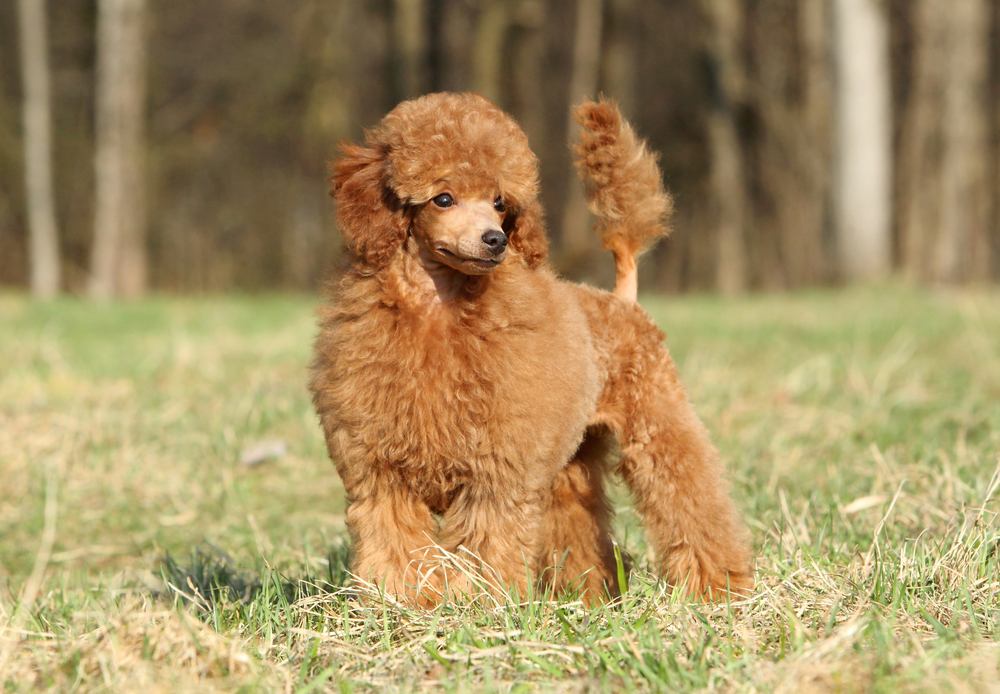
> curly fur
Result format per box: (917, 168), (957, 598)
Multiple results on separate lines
(311, 92), (753, 605)
(573, 100), (673, 300)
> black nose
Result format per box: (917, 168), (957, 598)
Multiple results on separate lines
(481, 229), (508, 255)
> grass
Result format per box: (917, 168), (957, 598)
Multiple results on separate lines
(1, 283), (998, 692)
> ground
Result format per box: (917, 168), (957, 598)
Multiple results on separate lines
(0, 283), (998, 692)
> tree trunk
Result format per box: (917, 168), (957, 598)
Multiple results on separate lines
(994, 2), (1000, 282)
(796, 0), (835, 283)
(702, 0), (748, 294)
(17, 0), (60, 298)
(304, 0), (352, 149)
(833, 0), (892, 280)
(508, 1), (548, 143)
(90, 0), (148, 300)
(297, 0), (352, 290)
(898, 0), (991, 283)
(472, 0), (513, 103)
(392, 0), (426, 100)
(746, 0), (833, 289)
(560, 0), (604, 262)
(603, 0), (638, 115)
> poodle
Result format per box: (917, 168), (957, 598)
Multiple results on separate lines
(310, 92), (753, 605)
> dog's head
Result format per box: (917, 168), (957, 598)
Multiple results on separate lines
(330, 93), (548, 272)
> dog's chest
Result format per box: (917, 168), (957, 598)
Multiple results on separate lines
(327, 297), (600, 497)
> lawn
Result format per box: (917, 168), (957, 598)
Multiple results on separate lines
(1, 284), (998, 692)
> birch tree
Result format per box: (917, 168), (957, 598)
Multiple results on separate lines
(833, 0), (892, 279)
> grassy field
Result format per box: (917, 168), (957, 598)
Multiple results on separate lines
(1, 284), (998, 692)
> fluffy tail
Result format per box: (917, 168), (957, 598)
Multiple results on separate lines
(572, 99), (673, 301)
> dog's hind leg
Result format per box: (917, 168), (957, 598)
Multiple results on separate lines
(580, 291), (754, 600)
(597, 344), (754, 599)
(537, 428), (621, 604)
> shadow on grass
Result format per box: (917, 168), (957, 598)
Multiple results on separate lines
(157, 543), (353, 612)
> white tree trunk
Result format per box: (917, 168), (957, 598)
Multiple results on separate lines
(833, 0), (892, 280)
(17, 0), (60, 298)
(90, 0), (147, 299)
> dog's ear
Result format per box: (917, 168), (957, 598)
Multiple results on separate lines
(504, 199), (549, 269)
(329, 143), (408, 267)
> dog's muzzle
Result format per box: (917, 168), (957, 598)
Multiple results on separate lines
(482, 229), (508, 256)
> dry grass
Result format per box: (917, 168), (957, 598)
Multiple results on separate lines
(1, 284), (998, 692)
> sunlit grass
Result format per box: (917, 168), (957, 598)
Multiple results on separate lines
(1, 283), (998, 691)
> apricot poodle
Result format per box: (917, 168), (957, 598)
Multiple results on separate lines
(310, 92), (753, 605)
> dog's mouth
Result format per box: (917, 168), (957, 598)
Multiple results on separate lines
(436, 248), (504, 274)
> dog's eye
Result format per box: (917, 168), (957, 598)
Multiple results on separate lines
(432, 193), (454, 208)
(494, 197), (507, 213)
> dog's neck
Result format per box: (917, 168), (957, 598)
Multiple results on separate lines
(397, 236), (482, 306)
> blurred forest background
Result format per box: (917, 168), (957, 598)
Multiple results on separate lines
(2, 0), (1000, 297)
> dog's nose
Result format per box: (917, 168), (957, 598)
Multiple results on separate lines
(481, 229), (508, 255)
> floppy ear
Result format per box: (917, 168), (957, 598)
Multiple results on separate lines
(503, 199), (549, 269)
(329, 143), (409, 267)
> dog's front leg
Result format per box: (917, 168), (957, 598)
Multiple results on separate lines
(435, 485), (547, 601)
(345, 483), (443, 606)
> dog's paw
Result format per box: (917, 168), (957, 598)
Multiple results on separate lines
(664, 545), (755, 601)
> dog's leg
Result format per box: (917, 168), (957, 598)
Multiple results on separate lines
(598, 349), (754, 600)
(537, 429), (621, 604)
(435, 487), (547, 601)
(345, 484), (443, 606)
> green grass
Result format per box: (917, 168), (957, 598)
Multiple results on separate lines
(1, 283), (998, 692)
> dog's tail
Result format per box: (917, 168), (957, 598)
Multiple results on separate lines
(572, 98), (673, 301)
